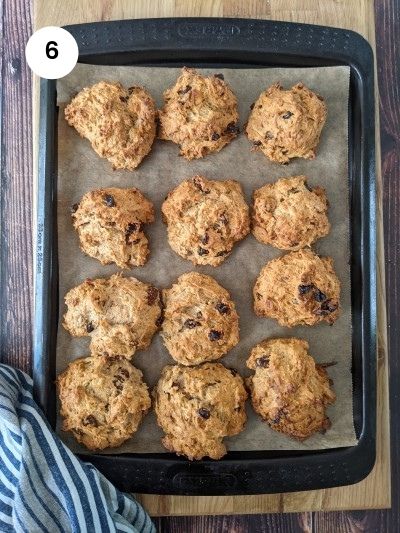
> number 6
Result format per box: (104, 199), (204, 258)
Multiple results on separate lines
(46, 41), (58, 59)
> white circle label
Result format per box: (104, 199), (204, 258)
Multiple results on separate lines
(25, 26), (79, 79)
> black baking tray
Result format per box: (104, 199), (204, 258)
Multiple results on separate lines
(33, 18), (376, 495)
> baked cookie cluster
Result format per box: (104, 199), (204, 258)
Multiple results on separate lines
(252, 176), (330, 250)
(154, 363), (247, 460)
(71, 187), (154, 268)
(245, 82), (327, 164)
(254, 248), (341, 327)
(63, 273), (162, 359)
(58, 67), (341, 457)
(58, 355), (151, 450)
(162, 175), (250, 266)
(158, 67), (240, 159)
(65, 72), (327, 166)
(161, 272), (239, 365)
(246, 338), (335, 440)
(65, 81), (157, 170)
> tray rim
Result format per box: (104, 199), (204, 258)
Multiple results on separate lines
(33, 17), (376, 495)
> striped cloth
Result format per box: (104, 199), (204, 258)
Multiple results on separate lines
(0, 364), (155, 533)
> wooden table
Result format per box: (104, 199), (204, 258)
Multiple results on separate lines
(1, 0), (398, 530)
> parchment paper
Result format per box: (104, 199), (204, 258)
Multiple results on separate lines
(56, 64), (356, 453)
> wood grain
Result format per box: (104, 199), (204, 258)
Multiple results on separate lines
(0, 0), (392, 526)
(1, 0), (33, 373)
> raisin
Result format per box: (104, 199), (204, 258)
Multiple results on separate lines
(298, 284), (313, 295)
(106, 356), (120, 365)
(321, 299), (337, 313)
(171, 381), (181, 390)
(183, 319), (200, 329)
(215, 250), (228, 257)
(86, 322), (95, 333)
(201, 233), (209, 245)
(214, 73), (224, 80)
(226, 122), (240, 134)
(198, 408), (211, 419)
(126, 222), (139, 234)
(216, 302), (230, 315)
(104, 194), (115, 207)
(198, 247), (209, 256)
(178, 85), (191, 95)
(314, 308), (327, 316)
(209, 330), (222, 341)
(314, 289), (327, 302)
(113, 375), (124, 391)
(83, 415), (98, 427)
(118, 368), (129, 378)
(265, 131), (274, 139)
(193, 176), (210, 194)
(70, 203), (79, 214)
(155, 315), (164, 328)
(256, 356), (270, 368)
(282, 111), (293, 119)
(128, 86), (138, 94)
(220, 213), (228, 225)
(147, 286), (159, 306)
(253, 140), (262, 146)
(125, 222), (141, 243)
(120, 95), (129, 103)
(271, 409), (284, 424)
(113, 381), (123, 392)
(229, 368), (238, 376)
(250, 102), (255, 110)
(211, 132), (220, 141)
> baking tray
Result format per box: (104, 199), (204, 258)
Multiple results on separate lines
(33, 18), (376, 495)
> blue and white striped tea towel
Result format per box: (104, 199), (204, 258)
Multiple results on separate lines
(0, 364), (155, 533)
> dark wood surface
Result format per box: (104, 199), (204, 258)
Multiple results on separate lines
(0, 0), (398, 530)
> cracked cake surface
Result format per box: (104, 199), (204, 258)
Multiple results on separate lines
(253, 248), (341, 327)
(58, 355), (151, 450)
(65, 81), (156, 170)
(246, 337), (336, 440)
(246, 82), (327, 164)
(154, 363), (247, 460)
(63, 274), (162, 359)
(161, 272), (239, 365)
(71, 187), (154, 268)
(158, 67), (240, 159)
(251, 176), (330, 250)
(162, 175), (250, 266)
